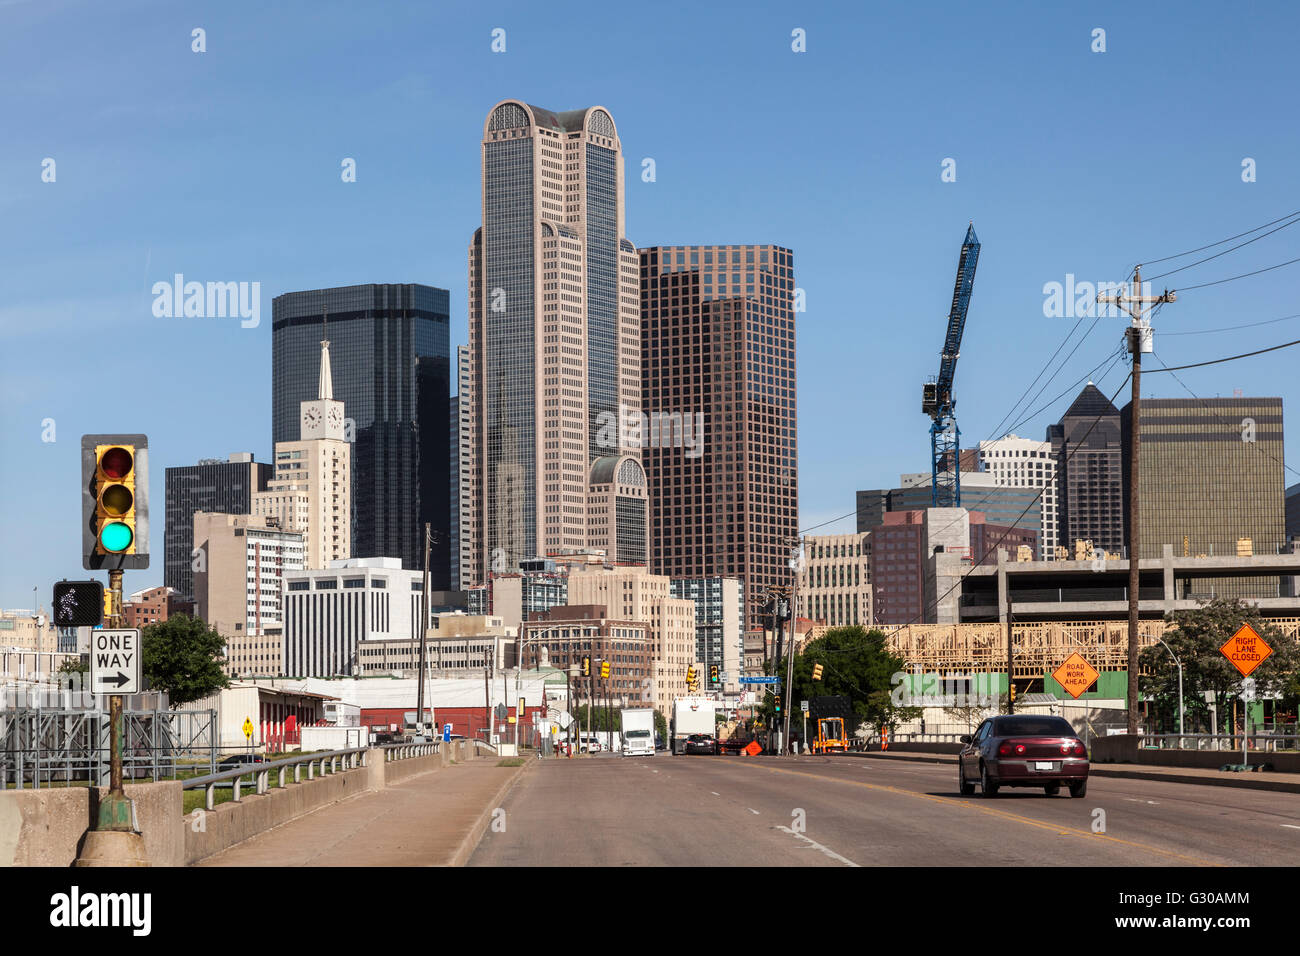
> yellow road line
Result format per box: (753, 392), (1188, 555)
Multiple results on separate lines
(728, 761), (1220, 867)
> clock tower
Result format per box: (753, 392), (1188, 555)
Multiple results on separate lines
(301, 339), (345, 441)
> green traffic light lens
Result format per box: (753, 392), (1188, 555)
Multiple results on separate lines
(100, 522), (133, 552)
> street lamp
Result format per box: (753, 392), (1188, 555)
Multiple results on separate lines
(1154, 634), (1184, 739)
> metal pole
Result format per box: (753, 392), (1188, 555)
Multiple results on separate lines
(417, 523), (430, 736)
(1126, 306), (1142, 736)
(1005, 585), (1014, 714)
(108, 569), (123, 796)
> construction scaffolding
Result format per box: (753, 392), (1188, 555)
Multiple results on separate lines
(885, 619), (1300, 679)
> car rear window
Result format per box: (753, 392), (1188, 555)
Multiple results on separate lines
(994, 716), (1075, 737)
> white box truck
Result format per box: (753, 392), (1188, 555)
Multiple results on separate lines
(671, 697), (717, 755)
(620, 708), (655, 757)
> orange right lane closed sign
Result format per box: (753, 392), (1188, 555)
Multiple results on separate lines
(1220, 623), (1273, 678)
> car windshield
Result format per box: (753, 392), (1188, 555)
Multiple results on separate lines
(994, 716), (1075, 737)
(625, 730), (650, 738)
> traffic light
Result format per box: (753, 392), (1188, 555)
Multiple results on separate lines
(581, 656), (590, 677)
(600, 660), (610, 680)
(52, 580), (104, 628)
(1010, 683), (1017, 702)
(709, 664), (719, 685)
(81, 434), (149, 570)
(686, 666), (697, 685)
(774, 694), (782, 714)
(812, 662), (824, 681)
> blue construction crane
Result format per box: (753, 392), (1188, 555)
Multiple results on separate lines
(921, 224), (980, 507)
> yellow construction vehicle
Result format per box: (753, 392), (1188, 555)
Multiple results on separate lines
(812, 716), (849, 754)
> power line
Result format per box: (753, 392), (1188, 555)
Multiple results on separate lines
(985, 312), (1090, 442)
(1163, 311), (1300, 336)
(1003, 346), (1126, 437)
(1173, 254), (1300, 292)
(1143, 214), (1300, 283)
(1138, 207), (1300, 268)
(1143, 336), (1300, 372)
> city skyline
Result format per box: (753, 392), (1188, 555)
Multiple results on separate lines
(5, 2), (1300, 608)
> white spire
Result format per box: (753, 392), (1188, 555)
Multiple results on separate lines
(318, 339), (333, 401)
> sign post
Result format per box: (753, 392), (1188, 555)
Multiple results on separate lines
(1220, 624), (1274, 769)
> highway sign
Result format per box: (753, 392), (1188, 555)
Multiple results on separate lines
(739, 676), (781, 685)
(89, 628), (140, 695)
(1052, 652), (1099, 699)
(243, 717), (254, 740)
(1221, 624), (1273, 678)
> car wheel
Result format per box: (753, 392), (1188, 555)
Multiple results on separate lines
(980, 762), (999, 797)
(1044, 783), (1061, 797)
(1069, 779), (1087, 798)
(958, 763), (975, 796)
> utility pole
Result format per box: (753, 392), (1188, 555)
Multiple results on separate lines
(1005, 584), (1014, 715)
(484, 666), (491, 742)
(417, 523), (431, 736)
(783, 537), (802, 753)
(1098, 266), (1175, 735)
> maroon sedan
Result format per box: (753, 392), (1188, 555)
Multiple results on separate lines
(958, 715), (1088, 798)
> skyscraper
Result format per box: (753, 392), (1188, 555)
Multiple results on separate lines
(255, 337), (351, 569)
(467, 100), (642, 583)
(165, 453), (271, 602)
(1122, 396), (1285, 598)
(978, 435), (1058, 557)
(640, 243), (798, 629)
(451, 344), (472, 591)
(1048, 383), (1124, 556)
(272, 284), (451, 584)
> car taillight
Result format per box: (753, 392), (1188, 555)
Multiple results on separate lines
(997, 741), (1027, 756)
(1072, 741), (1086, 757)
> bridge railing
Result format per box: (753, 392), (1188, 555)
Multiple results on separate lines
(1139, 733), (1300, 753)
(181, 746), (371, 811)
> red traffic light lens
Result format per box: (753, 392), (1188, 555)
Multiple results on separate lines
(101, 446), (133, 479)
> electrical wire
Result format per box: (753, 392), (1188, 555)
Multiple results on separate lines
(1142, 214), (1300, 283)
(1162, 311), (1300, 336)
(1138, 207), (1300, 268)
(1143, 337), (1300, 372)
(1172, 255), (1300, 293)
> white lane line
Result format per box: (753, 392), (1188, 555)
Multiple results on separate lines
(1282, 824), (1300, 830)
(748, 808), (760, 815)
(711, 791), (720, 796)
(775, 826), (859, 867)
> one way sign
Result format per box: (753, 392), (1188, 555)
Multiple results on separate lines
(91, 628), (141, 695)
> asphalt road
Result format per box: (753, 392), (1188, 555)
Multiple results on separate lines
(468, 753), (1300, 866)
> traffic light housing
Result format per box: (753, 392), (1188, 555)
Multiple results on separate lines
(1010, 683), (1017, 702)
(686, 666), (697, 685)
(582, 656), (591, 677)
(774, 694), (782, 714)
(81, 434), (149, 570)
(812, 662), (824, 681)
(52, 580), (104, 628)
(600, 660), (610, 680)
(709, 664), (719, 685)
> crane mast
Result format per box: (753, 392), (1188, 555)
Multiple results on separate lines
(921, 224), (980, 507)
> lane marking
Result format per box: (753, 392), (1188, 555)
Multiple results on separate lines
(711, 791), (720, 796)
(748, 808), (760, 815)
(1282, 824), (1300, 830)
(775, 826), (859, 867)
(728, 762), (1220, 867)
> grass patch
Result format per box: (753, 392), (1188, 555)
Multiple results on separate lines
(496, 757), (526, 767)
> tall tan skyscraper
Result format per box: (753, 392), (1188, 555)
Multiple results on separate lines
(255, 337), (351, 569)
(467, 100), (643, 585)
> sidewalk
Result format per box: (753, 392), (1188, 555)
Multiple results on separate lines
(845, 749), (1300, 794)
(197, 759), (530, 867)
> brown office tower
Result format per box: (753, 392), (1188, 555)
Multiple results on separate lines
(1122, 396), (1286, 599)
(640, 244), (797, 629)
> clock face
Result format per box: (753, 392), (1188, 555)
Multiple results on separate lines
(327, 407), (342, 426)
(303, 407), (321, 428)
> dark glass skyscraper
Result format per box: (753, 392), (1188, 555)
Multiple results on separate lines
(272, 284), (451, 585)
(1048, 383), (1125, 555)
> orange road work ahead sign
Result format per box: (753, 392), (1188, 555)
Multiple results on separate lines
(1052, 652), (1099, 699)
(1220, 624), (1273, 678)
(743, 741), (762, 757)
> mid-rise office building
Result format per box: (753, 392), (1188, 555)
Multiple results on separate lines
(1047, 383), (1124, 555)
(283, 558), (427, 677)
(669, 577), (744, 695)
(858, 472), (1042, 554)
(255, 337), (351, 569)
(193, 512), (304, 678)
(566, 564), (697, 715)
(640, 243), (798, 630)
(467, 100), (643, 583)
(358, 614), (515, 676)
(1122, 396), (1286, 598)
(799, 532), (872, 629)
(122, 586), (191, 628)
(165, 453), (272, 602)
(0, 608), (58, 653)
(1288, 482), (1300, 543)
(272, 283), (451, 584)
(979, 435), (1058, 557)
(520, 605), (652, 704)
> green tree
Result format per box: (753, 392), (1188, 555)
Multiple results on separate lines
(58, 657), (88, 675)
(786, 626), (921, 735)
(1140, 599), (1299, 734)
(141, 614), (230, 704)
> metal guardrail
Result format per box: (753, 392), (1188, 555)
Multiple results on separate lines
(180, 742), (447, 811)
(1139, 733), (1300, 753)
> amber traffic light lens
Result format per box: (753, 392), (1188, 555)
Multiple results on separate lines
(101, 446), (133, 479)
(100, 484), (133, 516)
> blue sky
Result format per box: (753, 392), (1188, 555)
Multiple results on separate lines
(3, 0), (1299, 608)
